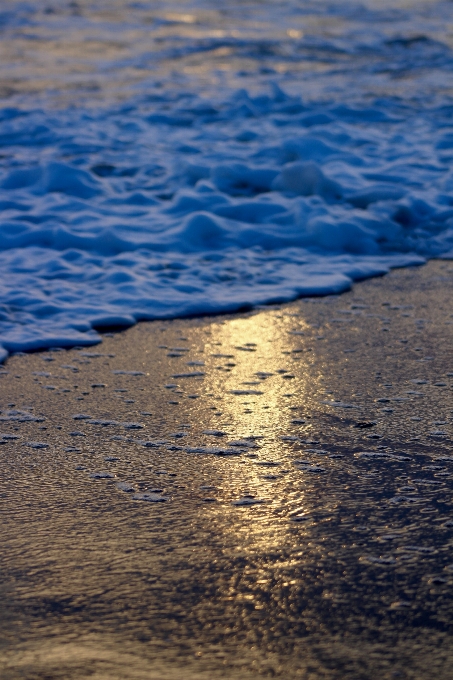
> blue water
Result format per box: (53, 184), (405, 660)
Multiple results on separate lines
(0, 0), (453, 360)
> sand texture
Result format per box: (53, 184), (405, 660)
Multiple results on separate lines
(0, 261), (452, 679)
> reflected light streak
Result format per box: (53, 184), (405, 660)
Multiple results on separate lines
(196, 309), (323, 555)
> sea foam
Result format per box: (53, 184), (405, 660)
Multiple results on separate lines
(0, 0), (452, 360)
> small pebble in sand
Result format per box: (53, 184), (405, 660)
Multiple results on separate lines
(117, 482), (135, 492)
(290, 515), (310, 522)
(231, 496), (266, 506)
(133, 492), (169, 502)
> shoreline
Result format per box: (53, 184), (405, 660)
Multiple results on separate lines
(0, 253), (438, 366)
(1, 259), (452, 680)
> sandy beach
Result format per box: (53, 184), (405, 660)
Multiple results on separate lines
(2, 1), (453, 678)
(0, 260), (452, 679)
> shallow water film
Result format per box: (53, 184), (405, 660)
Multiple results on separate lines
(0, 262), (453, 679)
(0, 0), (453, 358)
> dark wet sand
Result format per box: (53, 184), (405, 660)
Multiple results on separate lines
(0, 260), (452, 680)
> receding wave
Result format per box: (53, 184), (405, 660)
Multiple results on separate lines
(0, 0), (452, 360)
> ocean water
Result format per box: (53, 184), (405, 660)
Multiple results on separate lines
(0, 0), (453, 360)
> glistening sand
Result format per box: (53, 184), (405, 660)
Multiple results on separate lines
(0, 260), (452, 680)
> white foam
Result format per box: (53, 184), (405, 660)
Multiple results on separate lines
(0, 0), (452, 360)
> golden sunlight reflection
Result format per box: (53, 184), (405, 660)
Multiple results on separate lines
(193, 309), (326, 555)
(202, 310), (319, 437)
(163, 13), (197, 24)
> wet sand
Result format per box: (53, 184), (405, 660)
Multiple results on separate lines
(0, 260), (452, 680)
